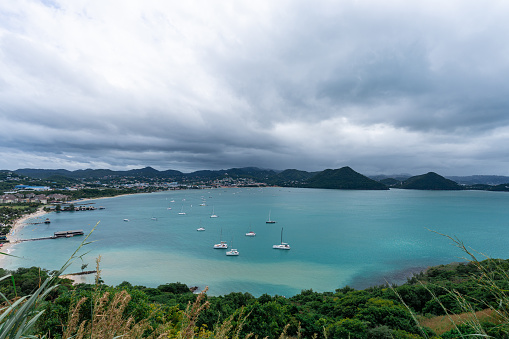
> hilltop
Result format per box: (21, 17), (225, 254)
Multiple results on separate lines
(400, 172), (463, 190)
(305, 166), (389, 190)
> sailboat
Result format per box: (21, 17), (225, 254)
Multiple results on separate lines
(197, 220), (205, 231)
(273, 227), (290, 250)
(245, 224), (256, 236)
(213, 229), (228, 249)
(178, 206), (186, 215)
(210, 206), (218, 218)
(226, 238), (239, 256)
(266, 210), (276, 224)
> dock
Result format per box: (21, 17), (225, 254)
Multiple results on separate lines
(19, 230), (84, 242)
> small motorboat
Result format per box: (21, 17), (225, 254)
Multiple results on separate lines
(226, 248), (239, 256)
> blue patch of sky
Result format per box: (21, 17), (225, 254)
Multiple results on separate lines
(39, 0), (60, 9)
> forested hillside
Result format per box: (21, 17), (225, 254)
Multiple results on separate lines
(2, 257), (508, 338)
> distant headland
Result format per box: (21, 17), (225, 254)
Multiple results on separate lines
(3, 166), (509, 192)
(2, 166), (509, 194)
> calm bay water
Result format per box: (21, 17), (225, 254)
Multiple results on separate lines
(3, 187), (509, 296)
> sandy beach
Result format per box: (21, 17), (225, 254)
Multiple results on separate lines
(0, 192), (142, 265)
(0, 208), (48, 264)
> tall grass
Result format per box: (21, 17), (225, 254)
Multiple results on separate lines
(0, 222), (98, 338)
(61, 285), (256, 339)
(62, 290), (165, 339)
(395, 232), (509, 338)
(437, 233), (509, 337)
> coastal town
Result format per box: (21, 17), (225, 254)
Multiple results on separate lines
(0, 169), (269, 243)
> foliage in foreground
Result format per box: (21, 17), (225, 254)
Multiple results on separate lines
(4, 234), (509, 338)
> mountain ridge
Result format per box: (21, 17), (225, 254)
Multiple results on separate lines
(9, 167), (509, 191)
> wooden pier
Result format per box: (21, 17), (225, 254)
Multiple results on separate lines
(21, 236), (54, 242)
(19, 230), (84, 242)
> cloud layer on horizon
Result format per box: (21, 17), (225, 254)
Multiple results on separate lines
(1, 0), (509, 175)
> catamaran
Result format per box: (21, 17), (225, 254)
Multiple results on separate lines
(266, 210), (276, 224)
(273, 227), (290, 250)
(226, 239), (239, 256)
(213, 229), (228, 249)
(210, 206), (218, 218)
(226, 248), (239, 256)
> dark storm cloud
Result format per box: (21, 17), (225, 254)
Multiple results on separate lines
(1, 0), (509, 175)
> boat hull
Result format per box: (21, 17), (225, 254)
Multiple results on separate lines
(272, 244), (290, 250)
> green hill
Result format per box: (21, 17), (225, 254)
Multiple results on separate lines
(401, 172), (463, 190)
(267, 169), (317, 186)
(305, 166), (389, 190)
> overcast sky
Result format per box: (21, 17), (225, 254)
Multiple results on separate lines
(1, 1), (509, 176)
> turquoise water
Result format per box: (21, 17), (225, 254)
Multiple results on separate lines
(3, 187), (509, 297)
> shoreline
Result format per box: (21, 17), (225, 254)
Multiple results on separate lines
(0, 207), (49, 264)
(0, 192), (144, 264)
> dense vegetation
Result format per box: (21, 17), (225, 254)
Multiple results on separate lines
(265, 169), (318, 187)
(0, 203), (40, 234)
(400, 172), (463, 190)
(305, 167), (389, 190)
(3, 256), (509, 338)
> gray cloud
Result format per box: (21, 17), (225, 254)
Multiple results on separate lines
(1, 0), (509, 175)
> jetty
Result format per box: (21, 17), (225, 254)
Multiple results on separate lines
(26, 218), (51, 225)
(20, 230), (84, 242)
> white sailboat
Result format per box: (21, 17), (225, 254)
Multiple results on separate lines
(178, 205), (186, 215)
(213, 229), (228, 249)
(197, 220), (205, 231)
(266, 210), (276, 224)
(210, 206), (218, 218)
(273, 227), (290, 250)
